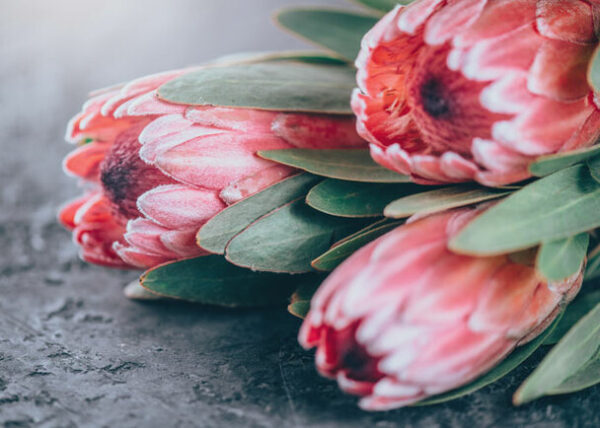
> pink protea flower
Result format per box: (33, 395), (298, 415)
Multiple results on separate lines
(299, 207), (583, 411)
(60, 69), (365, 268)
(352, 0), (600, 185)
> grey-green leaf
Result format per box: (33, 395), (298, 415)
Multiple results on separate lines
(537, 233), (589, 281)
(259, 149), (410, 182)
(312, 220), (403, 271)
(140, 256), (308, 307)
(417, 314), (561, 406)
(587, 154), (600, 183)
(288, 281), (322, 319)
(158, 62), (356, 114)
(275, 9), (378, 61)
(198, 173), (321, 254)
(529, 145), (600, 177)
(225, 199), (371, 273)
(585, 250), (600, 281)
(384, 185), (510, 219)
(351, 0), (410, 13)
(514, 302), (600, 404)
(306, 179), (422, 218)
(587, 44), (600, 92)
(544, 289), (600, 345)
(450, 165), (600, 256)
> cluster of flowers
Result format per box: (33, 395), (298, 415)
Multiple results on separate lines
(60, 0), (598, 410)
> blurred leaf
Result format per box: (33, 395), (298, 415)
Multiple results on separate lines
(585, 250), (600, 281)
(141, 256), (309, 307)
(259, 149), (409, 182)
(306, 179), (421, 218)
(450, 165), (600, 256)
(288, 281), (322, 319)
(312, 220), (403, 271)
(587, 154), (600, 183)
(587, 44), (600, 93)
(198, 173), (321, 254)
(536, 233), (589, 281)
(225, 199), (371, 273)
(514, 302), (600, 404)
(350, 0), (410, 13)
(158, 62), (356, 114)
(544, 289), (600, 345)
(212, 50), (348, 66)
(275, 9), (378, 61)
(384, 185), (509, 219)
(529, 145), (600, 177)
(417, 314), (562, 406)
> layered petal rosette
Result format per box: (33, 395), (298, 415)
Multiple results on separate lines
(60, 69), (365, 268)
(299, 207), (583, 411)
(352, 0), (600, 185)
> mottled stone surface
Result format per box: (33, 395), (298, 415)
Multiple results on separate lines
(1, 1), (599, 427)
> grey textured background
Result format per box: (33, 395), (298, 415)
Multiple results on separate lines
(1, 0), (599, 426)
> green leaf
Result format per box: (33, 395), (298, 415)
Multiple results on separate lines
(585, 250), (600, 281)
(212, 50), (348, 66)
(225, 199), (371, 273)
(198, 173), (321, 254)
(416, 314), (562, 406)
(306, 179), (422, 218)
(350, 0), (409, 13)
(514, 301), (600, 404)
(450, 165), (600, 256)
(537, 233), (589, 281)
(275, 9), (378, 61)
(259, 149), (409, 183)
(158, 62), (356, 114)
(311, 220), (403, 271)
(587, 154), (600, 183)
(384, 185), (509, 219)
(544, 289), (600, 345)
(140, 256), (310, 307)
(587, 44), (600, 92)
(288, 281), (322, 319)
(529, 145), (600, 177)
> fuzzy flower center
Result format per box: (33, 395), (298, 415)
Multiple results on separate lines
(100, 122), (175, 219)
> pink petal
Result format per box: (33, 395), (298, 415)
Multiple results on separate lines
(536, 0), (596, 45)
(479, 72), (537, 114)
(136, 184), (225, 230)
(160, 229), (205, 257)
(154, 133), (290, 189)
(123, 218), (180, 258)
(219, 164), (295, 205)
(424, 0), (487, 46)
(113, 242), (171, 269)
(398, 0), (444, 35)
(186, 106), (277, 133)
(62, 141), (109, 180)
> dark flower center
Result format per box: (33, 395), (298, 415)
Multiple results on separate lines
(100, 121), (175, 219)
(420, 77), (451, 119)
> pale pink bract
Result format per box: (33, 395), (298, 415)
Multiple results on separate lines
(60, 68), (366, 268)
(352, 0), (600, 185)
(299, 207), (583, 410)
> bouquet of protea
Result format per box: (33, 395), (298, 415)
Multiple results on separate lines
(60, 0), (600, 410)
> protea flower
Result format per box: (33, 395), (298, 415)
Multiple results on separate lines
(352, 0), (600, 185)
(299, 207), (583, 411)
(60, 68), (365, 268)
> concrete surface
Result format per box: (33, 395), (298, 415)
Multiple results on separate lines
(1, 0), (599, 426)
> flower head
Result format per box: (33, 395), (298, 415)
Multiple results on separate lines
(299, 207), (583, 410)
(352, 0), (600, 185)
(60, 68), (365, 268)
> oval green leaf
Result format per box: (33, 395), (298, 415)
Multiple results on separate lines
(311, 220), (403, 271)
(416, 314), (562, 406)
(544, 289), (600, 345)
(306, 179), (422, 218)
(587, 44), (600, 92)
(514, 301), (600, 404)
(198, 173), (321, 254)
(536, 233), (589, 281)
(258, 149), (410, 182)
(158, 62), (356, 114)
(351, 0), (410, 13)
(287, 281), (322, 319)
(225, 199), (371, 273)
(140, 256), (309, 307)
(275, 9), (378, 61)
(384, 184), (509, 219)
(450, 165), (600, 256)
(212, 50), (348, 66)
(529, 145), (600, 177)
